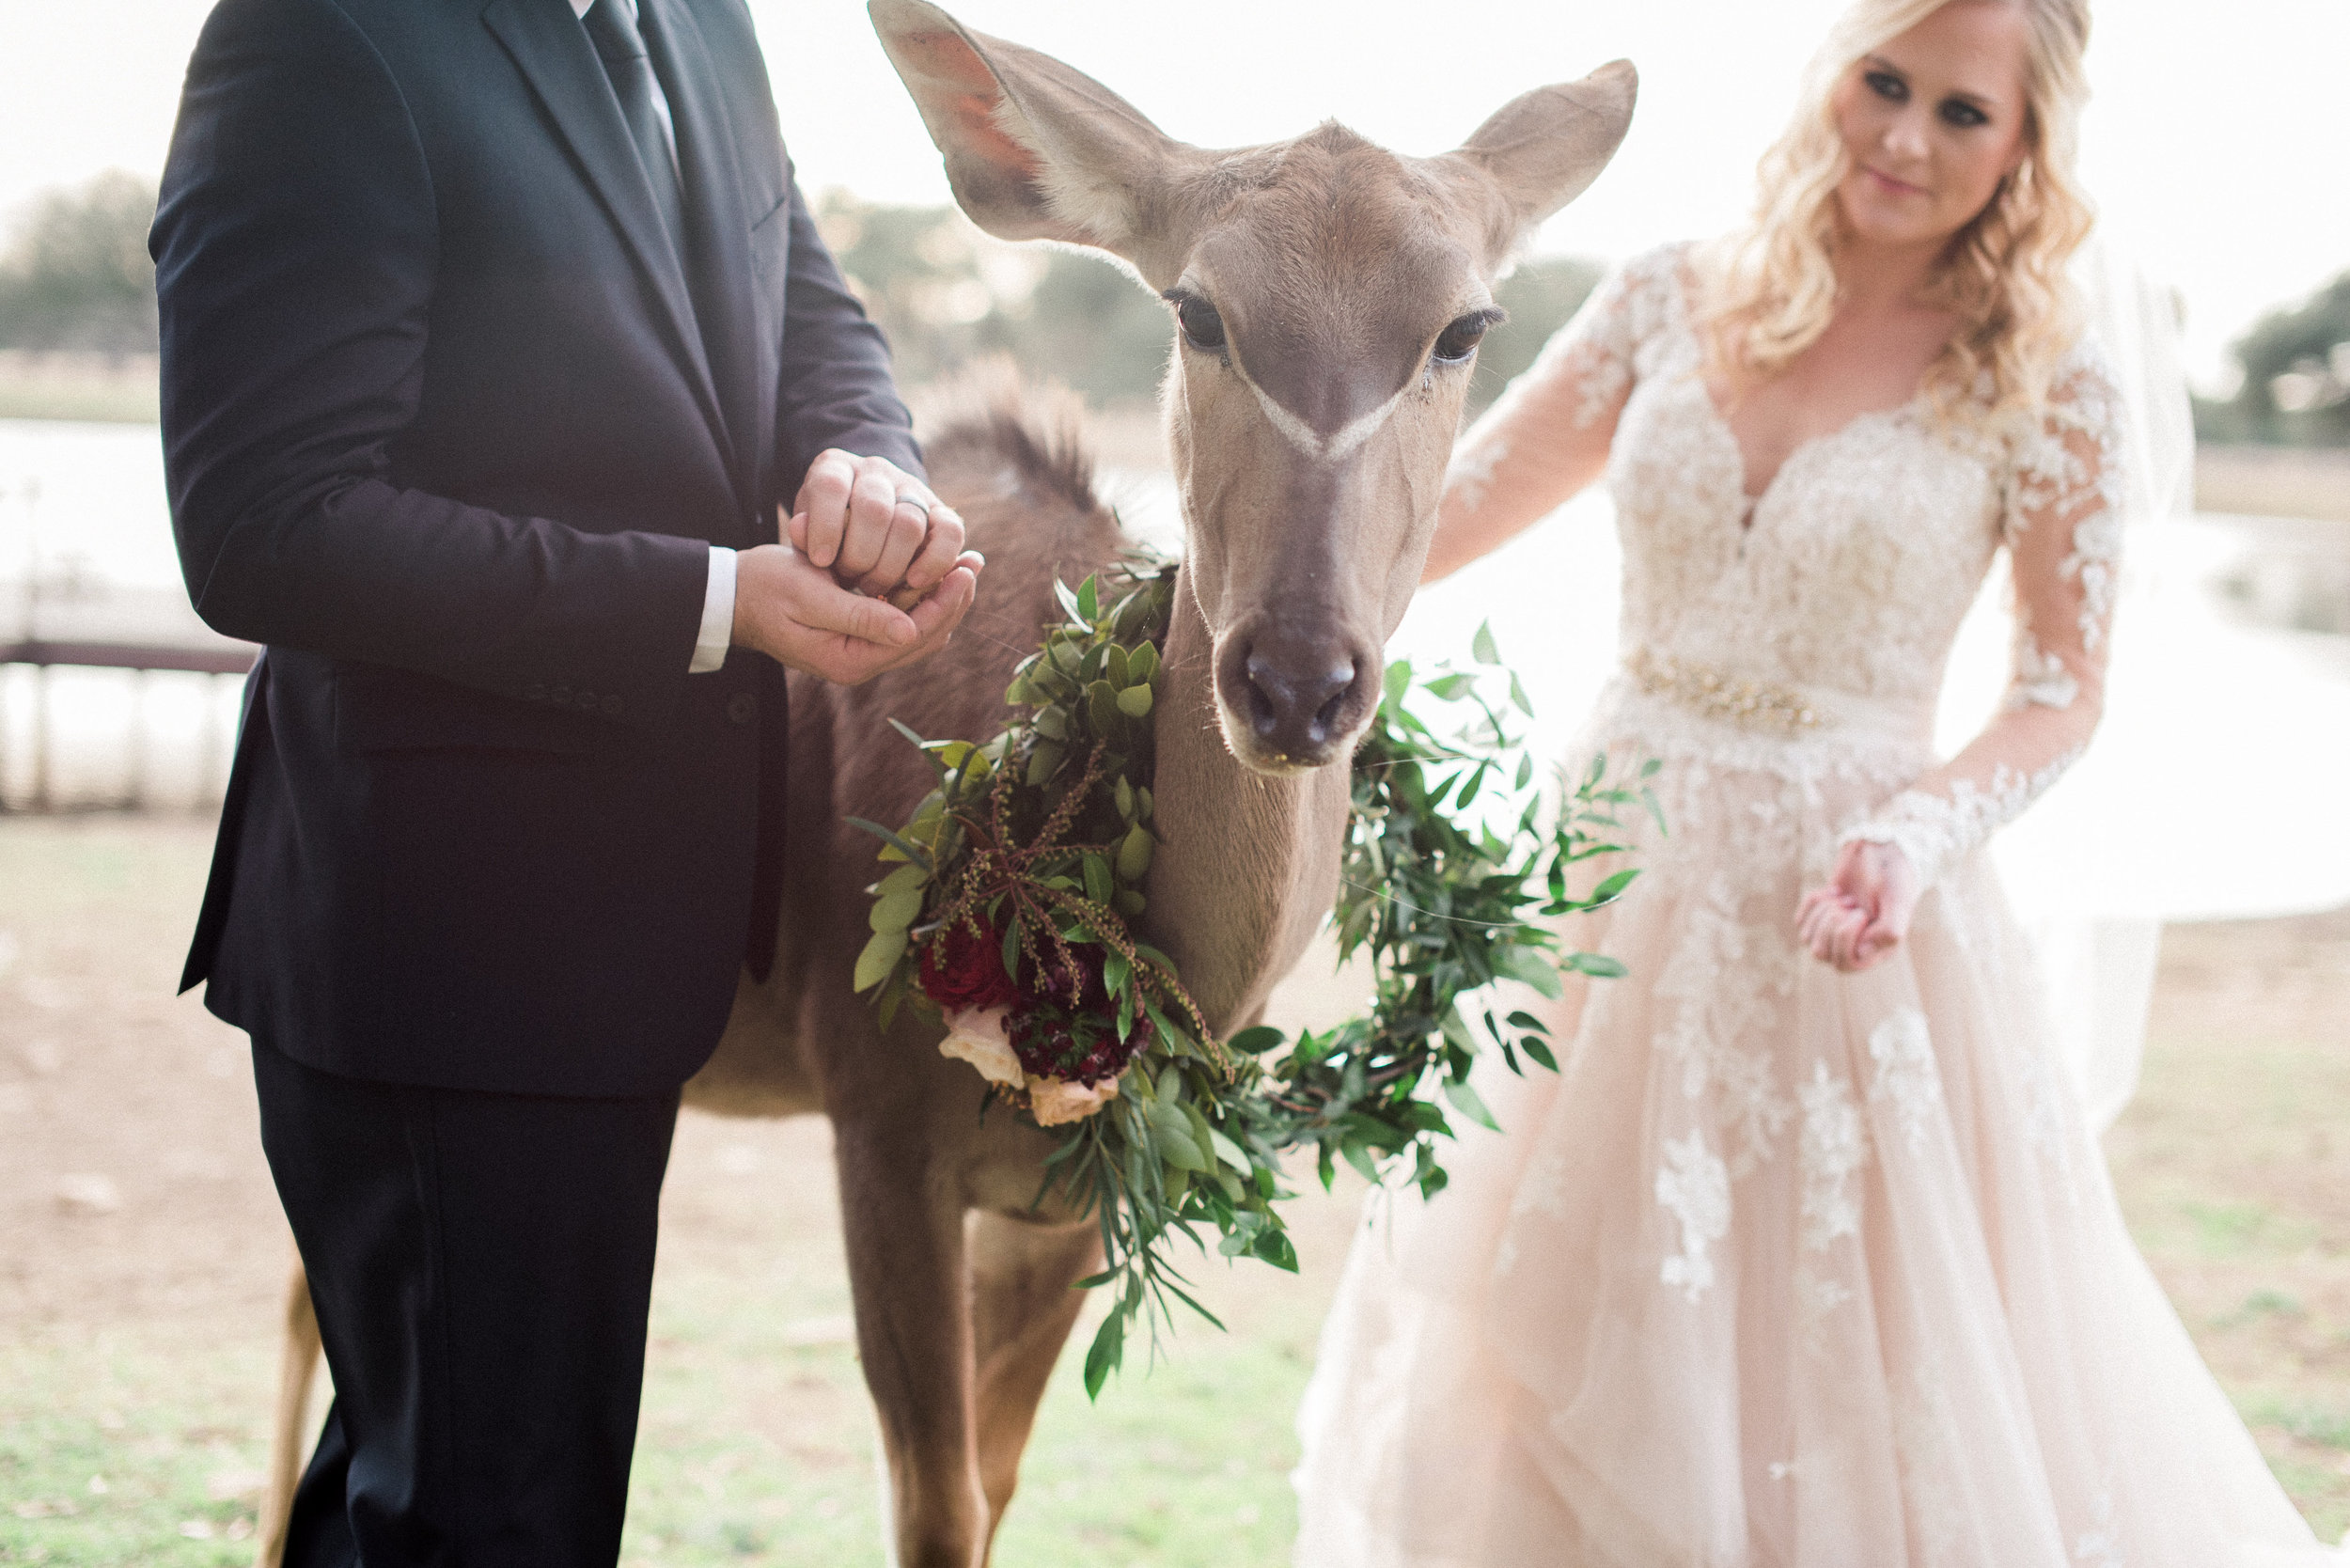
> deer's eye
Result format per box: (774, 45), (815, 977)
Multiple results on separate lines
(1168, 292), (1227, 353)
(1432, 312), (1494, 365)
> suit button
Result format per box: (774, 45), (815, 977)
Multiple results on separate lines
(601, 694), (623, 716)
(727, 692), (758, 726)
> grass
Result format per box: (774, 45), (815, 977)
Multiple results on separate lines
(2, 819), (2346, 1562)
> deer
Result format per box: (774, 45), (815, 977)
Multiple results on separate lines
(249, 6), (1634, 1564)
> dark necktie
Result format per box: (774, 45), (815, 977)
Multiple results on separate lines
(581, 0), (686, 259)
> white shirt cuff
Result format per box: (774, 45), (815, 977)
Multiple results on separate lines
(690, 544), (736, 674)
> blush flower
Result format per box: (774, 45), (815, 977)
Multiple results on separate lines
(938, 1005), (1024, 1088)
(1028, 1074), (1121, 1126)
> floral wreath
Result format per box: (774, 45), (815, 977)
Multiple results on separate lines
(854, 555), (1654, 1392)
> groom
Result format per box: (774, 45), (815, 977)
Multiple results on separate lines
(151, 0), (977, 1560)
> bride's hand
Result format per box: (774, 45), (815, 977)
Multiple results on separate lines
(1794, 839), (1919, 972)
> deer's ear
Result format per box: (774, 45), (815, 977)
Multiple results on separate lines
(869, 0), (1184, 257)
(1454, 59), (1638, 230)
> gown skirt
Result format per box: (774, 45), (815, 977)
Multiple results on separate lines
(1290, 679), (2343, 1568)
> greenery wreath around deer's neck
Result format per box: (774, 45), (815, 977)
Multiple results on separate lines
(851, 550), (1659, 1396)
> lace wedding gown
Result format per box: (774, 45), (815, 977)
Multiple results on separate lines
(1291, 244), (2344, 1567)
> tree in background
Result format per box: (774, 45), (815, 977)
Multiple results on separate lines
(2196, 269), (2350, 448)
(0, 171), (159, 358)
(815, 190), (1600, 419)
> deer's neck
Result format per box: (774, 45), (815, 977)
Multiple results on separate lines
(1141, 572), (1353, 1033)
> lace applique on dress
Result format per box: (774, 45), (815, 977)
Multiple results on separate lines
(2075, 1489), (2126, 1567)
(1868, 1008), (1944, 1155)
(1656, 1130), (1731, 1303)
(1797, 1061), (1868, 1252)
(1841, 747), (2084, 888)
(1653, 870), (1797, 1176)
(2008, 633), (2083, 711)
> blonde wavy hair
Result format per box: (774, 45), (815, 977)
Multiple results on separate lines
(1700, 0), (2096, 423)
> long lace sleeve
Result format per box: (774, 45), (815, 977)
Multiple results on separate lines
(1423, 245), (1682, 579)
(1841, 353), (2128, 886)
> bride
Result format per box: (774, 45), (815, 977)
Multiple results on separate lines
(1292, 0), (2345, 1562)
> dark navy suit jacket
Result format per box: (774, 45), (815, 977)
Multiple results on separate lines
(153, 0), (921, 1096)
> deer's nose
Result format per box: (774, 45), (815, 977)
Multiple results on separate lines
(1243, 648), (1358, 759)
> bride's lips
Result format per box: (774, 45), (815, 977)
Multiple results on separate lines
(1861, 165), (1928, 197)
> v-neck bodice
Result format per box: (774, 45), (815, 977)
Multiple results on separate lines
(1593, 245), (2006, 712)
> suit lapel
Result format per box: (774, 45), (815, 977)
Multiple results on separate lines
(479, 0), (728, 456)
(641, 0), (762, 522)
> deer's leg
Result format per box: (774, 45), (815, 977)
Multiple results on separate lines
(255, 1247), (321, 1568)
(836, 1121), (986, 1568)
(968, 1214), (1102, 1561)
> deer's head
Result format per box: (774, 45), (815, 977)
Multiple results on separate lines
(872, 1), (1635, 776)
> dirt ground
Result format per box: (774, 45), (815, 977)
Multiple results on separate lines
(2, 815), (2347, 1562)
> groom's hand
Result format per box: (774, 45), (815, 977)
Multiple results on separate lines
(791, 449), (966, 602)
(731, 541), (983, 686)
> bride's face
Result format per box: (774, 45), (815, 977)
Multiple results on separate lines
(1829, 0), (2032, 251)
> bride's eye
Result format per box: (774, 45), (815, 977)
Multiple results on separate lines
(1938, 97), (1990, 130)
(1864, 69), (1907, 102)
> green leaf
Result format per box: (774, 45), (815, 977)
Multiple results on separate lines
(1117, 682), (1154, 717)
(868, 886), (923, 933)
(1117, 823), (1154, 881)
(1129, 642), (1160, 686)
(1076, 574), (1099, 621)
(845, 817), (932, 870)
(1515, 752), (1534, 791)
(1520, 1034), (1559, 1072)
(1083, 1311), (1124, 1400)
(1227, 1025), (1286, 1056)
(853, 928), (907, 994)
(1340, 1137), (1381, 1184)
(1496, 946), (1565, 998)
(1114, 889), (1147, 918)
(1156, 1122), (1208, 1171)
(1088, 681), (1120, 735)
(1441, 1075), (1500, 1131)
(874, 861), (928, 897)
(1001, 917), (1024, 980)
(1026, 740), (1064, 786)
(1033, 704), (1068, 741)
(1589, 868), (1641, 906)
(1383, 659), (1412, 702)
(1054, 577), (1086, 624)
(1207, 1126), (1251, 1174)
(1566, 951), (1629, 979)
(1083, 854), (1114, 905)
(1114, 776), (1136, 821)
(1103, 951), (1132, 1002)
(1472, 620), (1500, 666)
(1510, 670), (1533, 715)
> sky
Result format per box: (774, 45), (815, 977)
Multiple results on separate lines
(5, 0), (2345, 387)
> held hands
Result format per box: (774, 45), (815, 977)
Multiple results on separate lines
(732, 450), (985, 686)
(1794, 839), (1920, 973)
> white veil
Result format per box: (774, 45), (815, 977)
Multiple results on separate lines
(1947, 237), (2350, 1130)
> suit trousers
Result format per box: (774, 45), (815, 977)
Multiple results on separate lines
(252, 1040), (681, 1567)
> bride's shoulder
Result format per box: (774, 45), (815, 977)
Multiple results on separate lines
(1606, 240), (1703, 303)
(1574, 241), (1704, 344)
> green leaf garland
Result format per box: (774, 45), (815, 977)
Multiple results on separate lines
(852, 551), (1654, 1394)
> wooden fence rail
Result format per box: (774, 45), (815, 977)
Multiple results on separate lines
(0, 638), (256, 813)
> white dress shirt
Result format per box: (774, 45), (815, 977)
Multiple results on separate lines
(571, 0), (735, 674)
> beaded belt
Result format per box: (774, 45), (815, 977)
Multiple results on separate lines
(1623, 649), (1826, 732)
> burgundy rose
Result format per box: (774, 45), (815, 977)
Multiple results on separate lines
(918, 922), (1020, 1013)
